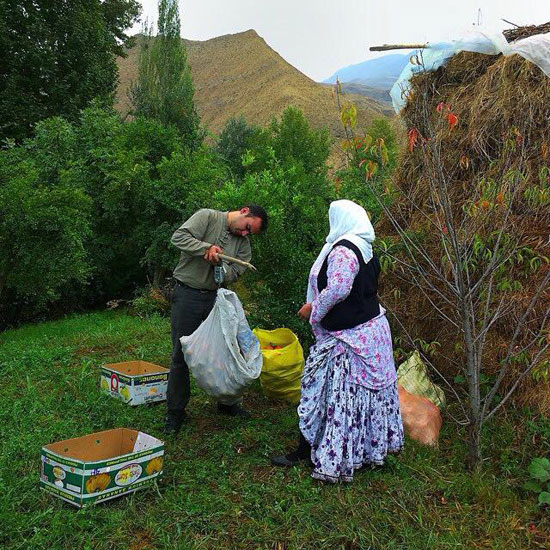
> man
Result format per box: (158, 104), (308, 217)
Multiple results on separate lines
(165, 205), (268, 435)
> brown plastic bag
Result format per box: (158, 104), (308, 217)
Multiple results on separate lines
(398, 384), (442, 446)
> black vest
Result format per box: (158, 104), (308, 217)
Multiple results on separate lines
(317, 239), (380, 331)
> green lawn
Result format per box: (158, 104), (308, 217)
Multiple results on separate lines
(1, 310), (549, 549)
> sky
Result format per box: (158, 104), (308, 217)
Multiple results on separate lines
(131, 1), (550, 81)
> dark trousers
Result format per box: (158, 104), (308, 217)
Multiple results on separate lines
(167, 282), (217, 417)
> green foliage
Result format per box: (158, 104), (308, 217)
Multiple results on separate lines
(143, 141), (226, 281)
(216, 116), (263, 179)
(0, 105), (224, 325)
(130, 285), (171, 317)
(532, 358), (550, 383)
(340, 102), (357, 129)
(130, 0), (200, 148)
(523, 166), (550, 209)
(217, 108), (330, 182)
(0, 102), (376, 337)
(0, 0), (140, 143)
(469, 233), (548, 288)
(79, 111), (223, 294)
(0, 118), (92, 324)
(524, 458), (550, 506)
(268, 107), (330, 175)
(335, 118), (398, 220)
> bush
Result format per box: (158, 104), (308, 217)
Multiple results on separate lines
(0, 106), (226, 326)
(0, 119), (92, 326)
(216, 116), (263, 179)
(130, 284), (171, 318)
(334, 118), (398, 222)
(76, 110), (223, 294)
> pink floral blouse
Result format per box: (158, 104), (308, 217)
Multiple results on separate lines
(309, 245), (397, 390)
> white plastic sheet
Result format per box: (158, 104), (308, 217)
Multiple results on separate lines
(391, 29), (550, 113)
(180, 288), (262, 405)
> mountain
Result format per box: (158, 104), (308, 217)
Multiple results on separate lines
(115, 30), (389, 139)
(322, 53), (411, 91)
(321, 82), (393, 111)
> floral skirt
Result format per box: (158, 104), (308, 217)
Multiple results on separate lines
(298, 339), (404, 483)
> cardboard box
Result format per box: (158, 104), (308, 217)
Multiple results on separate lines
(101, 361), (169, 405)
(40, 428), (165, 508)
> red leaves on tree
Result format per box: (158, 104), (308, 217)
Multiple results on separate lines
(408, 128), (420, 152)
(459, 155), (470, 170)
(435, 102), (458, 130)
(480, 200), (491, 210)
(447, 113), (458, 131)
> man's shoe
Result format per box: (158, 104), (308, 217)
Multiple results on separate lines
(217, 403), (251, 418)
(163, 411), (187, 436)
(271, 451), (310, 467)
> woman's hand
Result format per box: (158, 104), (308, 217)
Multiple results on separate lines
(297, 302), (312, 321)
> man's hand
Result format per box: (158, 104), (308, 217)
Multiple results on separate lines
(297, 302), (312, 321)
(204, 245), (223, 265)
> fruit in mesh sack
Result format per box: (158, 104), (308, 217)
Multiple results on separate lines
(263, 342), (283, 350)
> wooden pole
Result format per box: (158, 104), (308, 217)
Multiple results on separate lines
(218, 253), (257, 272)
(369, 43), (427, 52)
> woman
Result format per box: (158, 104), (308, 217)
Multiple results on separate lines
(271, 200), (404, 482)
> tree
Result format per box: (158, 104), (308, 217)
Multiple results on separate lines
(0, 118), (92, 324)
(130, 0), (199, 148)
(331, 84), (398, 218)
(368, 96), (550, 470)
(269, 107), (330, 175)
(216, 117), (262, 179)
(0, 0), (140, 143)
(334, 116), (398, 219)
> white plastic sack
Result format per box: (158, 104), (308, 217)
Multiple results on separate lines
(391, 29), (550, 112)
(180, 288), (262, 404)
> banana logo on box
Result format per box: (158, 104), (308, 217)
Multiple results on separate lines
(85, 473), (111, 493)
(145, 456), (163, 476)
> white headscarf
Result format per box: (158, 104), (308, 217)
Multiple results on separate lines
(306, 200), (376, 302)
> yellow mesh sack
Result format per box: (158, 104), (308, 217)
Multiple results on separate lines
(253, 328), (304, 405)
(397, 350), (446, 408)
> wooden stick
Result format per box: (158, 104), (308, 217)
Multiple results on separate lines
(501, 18), (520, 28)
(369, 43), (428, 52)
(218, 253), (257, 272)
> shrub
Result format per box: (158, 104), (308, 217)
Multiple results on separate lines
(0, 120), (92, 326)
(130, 285), (171, 318)
(334, 118), (398, 221)
(216, 116), (263, 179)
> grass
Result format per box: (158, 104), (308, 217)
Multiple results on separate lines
(1, 310), (549, 550)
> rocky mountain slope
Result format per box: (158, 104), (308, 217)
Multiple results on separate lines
(116, 30), (389, 138)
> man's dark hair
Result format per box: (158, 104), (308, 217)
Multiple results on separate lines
(245, 204), (268, 232)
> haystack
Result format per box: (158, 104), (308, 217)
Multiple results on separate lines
(384, 23), (550, 413)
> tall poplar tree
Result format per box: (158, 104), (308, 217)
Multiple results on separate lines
(131, 0), (199, 148)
